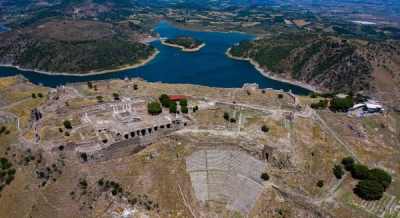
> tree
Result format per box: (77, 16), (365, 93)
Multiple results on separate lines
(159, 94), (171, 107)
(133, 84), (138, 90)
(261, 172), (269, 181)
(169, 101), (177, 113)
(63, 120), (72, 129)
(148, 102), (162, 115)
(342, 157), (355, 171)
(351, 164), (369, 180)
(333, 165), (344, 179)
(223, 112), (230, 121)
(181, 106), (189, 114)
(38, 93), (43, 98)
(179, 99), (188, 107)
(354, 180), (384, 201)
(317, 180), (324, 188)
(261, 125), (270, 133)
(193, 106), (199, 112)
(367, 168), (392, 190)
(278, 94), (283, 99)
(230, 118), (236, 123)
(32, 93), (36, 98)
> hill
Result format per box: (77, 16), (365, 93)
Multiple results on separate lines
(0, 20), (157, 74)
(228, 33), (400, 106)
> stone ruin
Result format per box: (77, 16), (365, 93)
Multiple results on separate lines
(186, 149), (265, 214)
(56, 98), (190, 162)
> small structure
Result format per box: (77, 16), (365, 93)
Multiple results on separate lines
(168, 95), (187, 101)
(348, 100), (384, 117)
(335, 93), (349, 99)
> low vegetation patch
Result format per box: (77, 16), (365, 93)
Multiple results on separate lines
(0, 157), (16, 192)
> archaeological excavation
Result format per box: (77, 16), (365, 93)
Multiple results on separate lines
(0, 76), (398, 218)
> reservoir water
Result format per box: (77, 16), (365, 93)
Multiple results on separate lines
(0, 21), (311, 95)
(0, 24), (9, 32)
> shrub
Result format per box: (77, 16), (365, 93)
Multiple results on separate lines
(63, 120), (72, 129)
(38, 93), (43, 98)
(354, 180), (384, 201)
(278, 94), (283, 99)
(261, 172), (269, 181)
(112, 93), (120, 101)
(159, 94), (171, 107)
(97, 178), (104, 186)
(230, 118), (236, 123)
(133, 84), (138, 90)
(261, 125), (270, 132)
(330, 96), (354, 112)
(310, 99), (328, 109)
(193, 106), (199, 112)
(367, 168), (392, 190)
(181, 106), (189, 114)
(87, 81), (93, 89)
(310, 93), (318, 98)
(333, 164), (344, 179)
(0, 126), (6, 134)
(96, 96), (104, 103)
(32, 93), (36, 98)
(148, 102), (162, 115)
(223, 112), (230, 121)
(351, 164), (369, 180)
(341, 157), (355, 171)
(317, 180), (324, 188)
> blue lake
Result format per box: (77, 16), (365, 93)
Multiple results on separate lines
(0, 21), (311, 95)
(0, 24), (9, 32)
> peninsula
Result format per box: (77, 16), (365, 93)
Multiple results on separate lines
(0, 20), (158, 75)
(161, 36), (205, 52)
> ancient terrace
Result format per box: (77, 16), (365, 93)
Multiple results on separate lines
(74, 97), (190, 161)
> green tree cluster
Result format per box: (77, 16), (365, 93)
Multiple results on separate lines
(329, 96), (354, 112)
(339, 157), (392, 201)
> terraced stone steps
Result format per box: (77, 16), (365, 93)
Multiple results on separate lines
(353, 193), (400, 218)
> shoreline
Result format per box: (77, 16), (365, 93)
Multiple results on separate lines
(225, 48), (321, 93)
(160, 39), (205, 52)
(0, 49), (160, 77)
